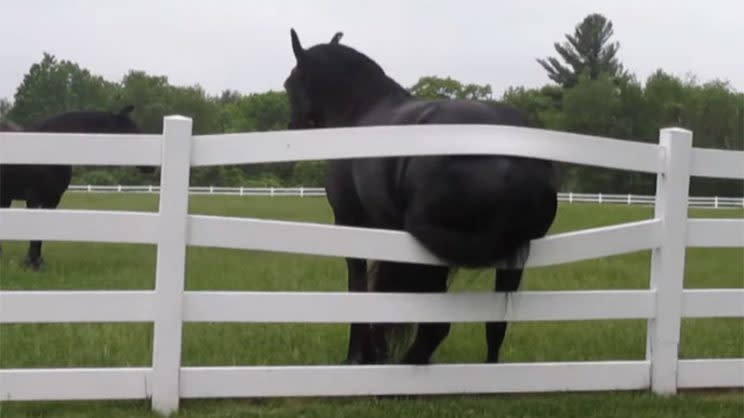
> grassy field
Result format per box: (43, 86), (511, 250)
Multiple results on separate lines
(0, 193), (742, 418)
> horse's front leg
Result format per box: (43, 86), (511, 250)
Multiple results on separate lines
(344, 257), (373, 364)
(23, 192), (63, 271)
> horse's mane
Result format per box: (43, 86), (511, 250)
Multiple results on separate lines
(302, 43), (412, 102)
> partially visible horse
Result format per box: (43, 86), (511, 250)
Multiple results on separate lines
(283, 30), (559, 365)
(0, 106), (153, 270)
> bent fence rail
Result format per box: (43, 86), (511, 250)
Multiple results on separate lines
(66, 184), (744, 209)
(1, 119), (742, 414)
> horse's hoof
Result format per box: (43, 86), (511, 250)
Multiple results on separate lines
(342, 355), (373, 365)
(342, 357), (361, 365)
(486, 351), (502, 363)
(23, 257), (44, 271)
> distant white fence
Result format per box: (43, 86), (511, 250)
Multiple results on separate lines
(1, 119), (743, 415)
(67, 184), (744, 209)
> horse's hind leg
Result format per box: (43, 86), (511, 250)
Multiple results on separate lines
(381, 263), (450, 365)
(344, 257), (374, 365)
(401, 320), (451, 365)
(485, 268), (524, 363)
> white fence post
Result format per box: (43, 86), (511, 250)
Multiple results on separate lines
(569, 192), (573, 203)
(646, 127), (692, 395)
(627, 194), (632, 205)
(714, 196), (719, 209)
(151, 115), (193, 414)
(300, 186), (304, 198)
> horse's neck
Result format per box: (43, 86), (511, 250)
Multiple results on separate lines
(347, 79), (410, 123)
(377, 76), (410, 103)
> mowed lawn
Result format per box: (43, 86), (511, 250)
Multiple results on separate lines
(0, 193), (742, 418)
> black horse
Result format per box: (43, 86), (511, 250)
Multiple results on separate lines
(284, 30), (559, 365)
(0, 106), (152, 270)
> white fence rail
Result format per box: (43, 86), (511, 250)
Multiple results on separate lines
(1, 120), (743, 414)
(67, 185), (744, 209)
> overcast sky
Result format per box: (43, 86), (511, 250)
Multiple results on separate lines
(1, 0), (742, 100)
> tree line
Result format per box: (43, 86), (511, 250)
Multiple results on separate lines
(1, 13), (741, 196)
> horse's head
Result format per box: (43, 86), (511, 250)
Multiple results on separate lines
(109, 105), (156, 175)
(283, 29), (402, 130)
(109, 105), (142, 133)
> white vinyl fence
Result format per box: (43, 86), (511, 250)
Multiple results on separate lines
(1, 118), (743, 415)
(67, 185), (744, 209)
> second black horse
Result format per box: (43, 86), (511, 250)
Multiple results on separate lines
(0, 106), (153, 270)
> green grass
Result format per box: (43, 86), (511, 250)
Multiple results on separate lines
(0, 193), (742, 417)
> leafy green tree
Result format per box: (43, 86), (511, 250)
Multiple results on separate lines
(537, 13), (627, 88)
(167, 84), (221, 134)
(680, 78), (743, 196)
(290, 161), (328, 186)
(501, 85), (563, 127)
(190, 166), (248, 187)
(113, 70), (222, 134)
(220, 91), (294, 183)
(228, 91), (290, 132)
(0, 98), (12, 121)
(9, 53), (117, 125)
(217, 89), (241, 104)
(556, 73), (621, 192)
(643, 70), (691, 128)
(561, 73), (621, 135)
(409, 76), (492, 100)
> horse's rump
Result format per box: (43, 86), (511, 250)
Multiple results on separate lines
(379, 101), (558, 268)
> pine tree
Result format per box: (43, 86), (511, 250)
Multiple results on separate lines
(537, 13), (627, 88)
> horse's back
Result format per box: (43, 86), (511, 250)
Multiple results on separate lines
(357, 96), (557, 197)
(0, 111), (114, 203)
(362, 98), (529, 127)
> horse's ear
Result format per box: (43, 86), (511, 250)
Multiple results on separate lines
(290, 28), (305, 64)
(118, 105), (135, 116)
(330, 31), (343, 44)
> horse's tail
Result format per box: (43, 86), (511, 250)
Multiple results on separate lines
(366, 260), (454, 363)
